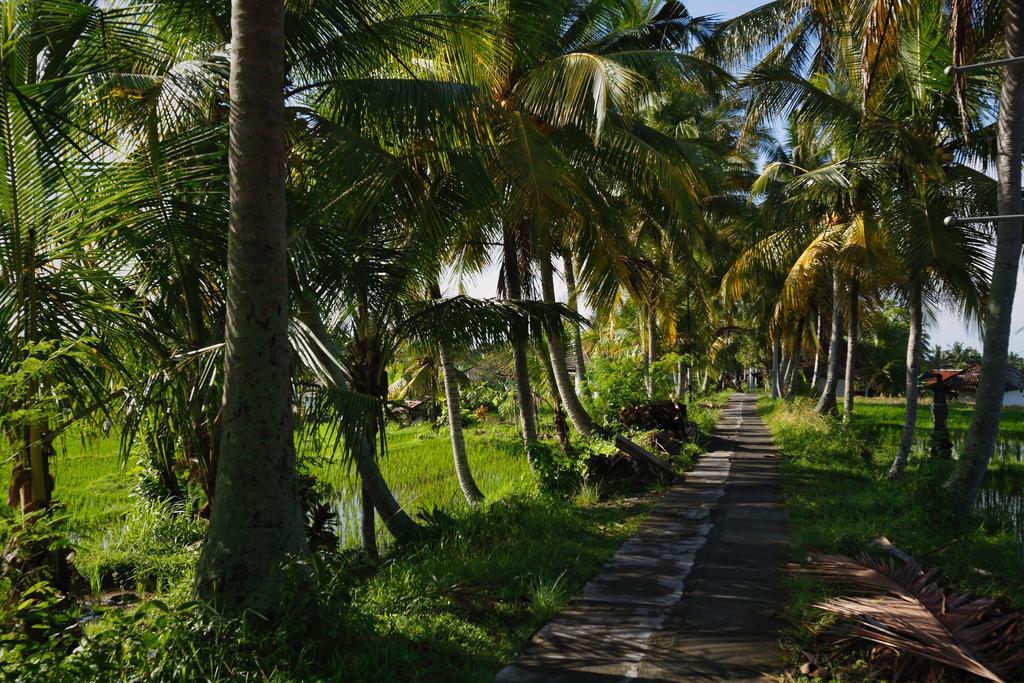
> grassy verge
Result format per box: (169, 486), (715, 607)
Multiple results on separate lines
(8, 486), (653, 682)
(687, 389), (733, 436)
(4, 398), (730, 681)
(760, 396), (1024, 671)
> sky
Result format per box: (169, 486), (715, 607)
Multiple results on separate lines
(456, 0), (1024, 356)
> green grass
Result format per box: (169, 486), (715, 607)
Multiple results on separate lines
(845, 396), (1024, 439)
(3, 405), (719, 681)
(761, 396), (1024, 673)
(310, 420), (532, 548)
(8, 477), (654, 682)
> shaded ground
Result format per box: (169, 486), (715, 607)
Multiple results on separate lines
(495, 394), (790, 682)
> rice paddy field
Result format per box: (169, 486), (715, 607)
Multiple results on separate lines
(34, 419), (531, 552)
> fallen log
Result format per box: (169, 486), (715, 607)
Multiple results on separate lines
(614, 435), (679, 482)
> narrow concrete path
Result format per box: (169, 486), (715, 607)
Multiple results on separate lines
(495, 393), (789, 682)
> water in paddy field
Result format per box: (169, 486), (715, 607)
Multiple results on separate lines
(330, 470), (510, 548)
(911, 432), (1024, 463)
(903, 429), (1024, 551)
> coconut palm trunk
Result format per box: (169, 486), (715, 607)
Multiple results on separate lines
(538, 248), (595, 436)
(646, 303), (657, 399)
(888, 286), (924, 479)
(786, 330), (803, 399)
(770, 335), (781, 399)
(196, 0), (309, 613)
(952, 2), (1024, 500)
(562, 251), (587, 395)
(502, 226), (538, 446)
(294, 302), (421, 542)
(360, 479), (378, 559)
(843, 279), (859, 420)
(811, 310), (824, 391)
(815, 271), (843, 416)
(438, 342), (484, 504)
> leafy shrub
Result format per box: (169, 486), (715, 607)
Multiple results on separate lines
(528, 442), (586, 495)
(0, 510), (83, 679)
(584, 356), (648, 426)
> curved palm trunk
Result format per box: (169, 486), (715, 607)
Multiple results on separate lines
(294, 304), (421, 542)
(562, 252), (587, 395)
(537, 335), (571, 452)
(770, 335), (781, 399)
(646, 304), (657, 399)
(196, 0), (309, 613)
(843, 280), (859, 420)
(815, 271), (843, 416)
(786, 331), (803, 399)
(360, 479), (378, 560)
(952, 3), (1024, 500)
(503, 227), (539, 448)
(888, 287), (923, 479)
(539, 248), (595, 436)
(438, 342), (484, 505)
(811, 311), (823, 390)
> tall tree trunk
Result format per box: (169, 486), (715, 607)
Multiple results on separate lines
(537, 334), (571, 453)
(360, 479), (378, 560)
(815, 271), (842, 416)
(196, 0), (308, 614)
(843, 280), (859, 420)
(786, 329), (803, 399)
(503, 226), (538, 447)
(439, 342), (484, 505)
(811, 310), (823, 390)
(538, 249), (595, 435)
(294, 301), (421, 542)
(770, 335), (781, 399)
(562, 251), (587, 395)
(888, 286), (923, 479)
(646, 304), (657, 399)
(951, 2), (1024, 500)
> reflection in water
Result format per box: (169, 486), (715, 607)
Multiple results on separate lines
(976, 486), (1024, 552)
(899, 427), (1024, 551)
(911, 432), (1024, 463)
(330, 471), (508, 548)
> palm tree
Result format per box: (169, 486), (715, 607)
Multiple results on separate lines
(0, 1), (158, 513)
(950, 0), (1024, 496)
(195, 0), (309, 615)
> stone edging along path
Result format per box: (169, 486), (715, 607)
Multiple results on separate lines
(495, 393), (790, 682)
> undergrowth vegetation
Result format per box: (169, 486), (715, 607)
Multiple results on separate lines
(761, 397), (1024, 674)
(1, 489), (652, 682)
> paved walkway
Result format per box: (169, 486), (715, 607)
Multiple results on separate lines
(495, 393), (790, 682)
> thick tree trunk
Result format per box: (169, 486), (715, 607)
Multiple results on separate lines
(952, 1), (1024, 500)
(539, 249), (595, 435)
(562, 251), (587, 395)
(843, 280), (859, 420)
(815, 271), (842, 416)
(503, 227), (538, 447)
(888, 287), (923, 479)
(770, 335), (781, 399)
(196, 0), (309, 614)
(439, 342), (484, 505)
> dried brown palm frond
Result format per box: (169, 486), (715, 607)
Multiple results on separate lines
(807, 551), (1024, 682)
